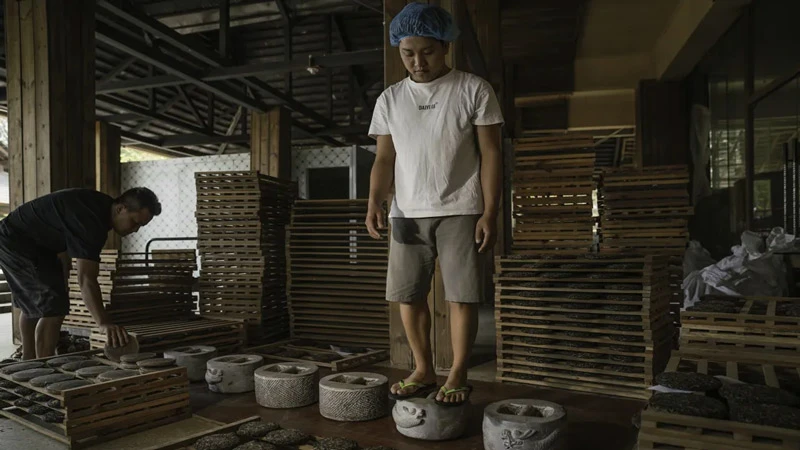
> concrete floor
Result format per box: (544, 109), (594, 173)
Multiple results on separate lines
(0, 308), (505, 449)
(0, 364), (643, 450)
(0, 306), (642, 450)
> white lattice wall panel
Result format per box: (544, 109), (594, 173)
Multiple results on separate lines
(292, 146), (353, 199)
(120, 145), (376, 253)
(120, 154), (250, 253)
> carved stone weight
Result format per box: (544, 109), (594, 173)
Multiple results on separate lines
(254, 362), (318, 409)
(392, 391), (469, 440)
(483, 399), (567, 450)
(164, 345), (218, 382)
(318, 372), (388, 422)
(205, 355), (264, 394)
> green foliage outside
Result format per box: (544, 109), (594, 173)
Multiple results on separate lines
(121, 147), (170, 162)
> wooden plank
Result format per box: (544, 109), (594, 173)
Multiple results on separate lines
(20, 0), (37, 201)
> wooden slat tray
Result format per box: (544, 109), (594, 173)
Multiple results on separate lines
(147, 415), (399, 450)
(680, 295), (800, 357)
(638, 351), (800, 450)
(245, 339), (388, 371)
(89, 318), (245, 354)
(0, 349), (190, 449)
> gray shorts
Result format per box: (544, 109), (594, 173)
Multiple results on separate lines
(386, 215), (484, 303)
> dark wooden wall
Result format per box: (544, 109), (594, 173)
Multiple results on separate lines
(96, 122), (122, 250)
(636, 79), (690, 167)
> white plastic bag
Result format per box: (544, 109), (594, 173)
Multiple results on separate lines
(683, 240), (716, 277)
(682, 228), (796, 309)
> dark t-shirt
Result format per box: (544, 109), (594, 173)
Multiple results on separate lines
(0, 188), (113, 262)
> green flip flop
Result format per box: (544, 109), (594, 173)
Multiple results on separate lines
(388, 380), (438, 400)
(434, 385), (473, 407)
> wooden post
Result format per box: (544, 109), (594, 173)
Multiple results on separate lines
(384, 0), (413, 370)
(250, 107), (291, 180)
(5, 0), (97, 344)
(96, 122), (121, 250)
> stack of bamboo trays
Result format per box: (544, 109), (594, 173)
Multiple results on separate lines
(511, 135), (597, 255)
(195, 171), (296, 344)
(63, 249), (196, 329)
(286, 199), (389, 349)
(494, 253), (673, 400)
(599, 165), (692, 330)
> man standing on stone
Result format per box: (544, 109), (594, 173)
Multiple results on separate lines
(0, 187), (162, 360)
(366, 3), (504, 406)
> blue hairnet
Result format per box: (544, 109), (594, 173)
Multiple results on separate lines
(389, 3), (460, 47)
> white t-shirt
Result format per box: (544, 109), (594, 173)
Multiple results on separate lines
(368, 69), (504, 218)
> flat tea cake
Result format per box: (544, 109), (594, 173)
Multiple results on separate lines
(195, 433), (241, 450)
(13, 398), (33, 407)
(13, 387), (33, 396)
(28, 405), (49, 415)
(263, 429), (312, 446)
(120, 353), (158, 364)
(313, 437), (360, 450)
(29, 373), (75, 387)
(11, 368), (56, 382)
(648, 393), (727, 419)
(655, 372), (722, 392)
(729, 403), (800, 429)
(43, 411), (65, 423)
(29, 393), (51, 402)
(0, 362), (45, 374)
(61, 360), (104, 372)
(600, 304), (640, 312)
(720, 383), (800, 407)
(232, 442), (277, 450)
(236, 421), (280, 438)
(46, 355), (87, 367)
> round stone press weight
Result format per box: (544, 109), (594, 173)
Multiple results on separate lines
(392, 391), (469, 441)
(319, 372), (388, 422)
(483, 399), (567, 450)
(205, 355), (264, 394)
(255, 362), (318, 409)
(164, 345), (218, 382)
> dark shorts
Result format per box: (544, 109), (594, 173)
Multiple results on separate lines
(0, 227), (69, 319)
(386, 215), (485, 303)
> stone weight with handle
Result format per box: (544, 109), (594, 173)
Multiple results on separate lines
(164, 345), (218, 382)
(483, 399), (567, 450)
(392, 391), (469, 440)
(205, 354), (264, 393)
(254, 362), (318, 408)
(319, 372), (388, 422)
